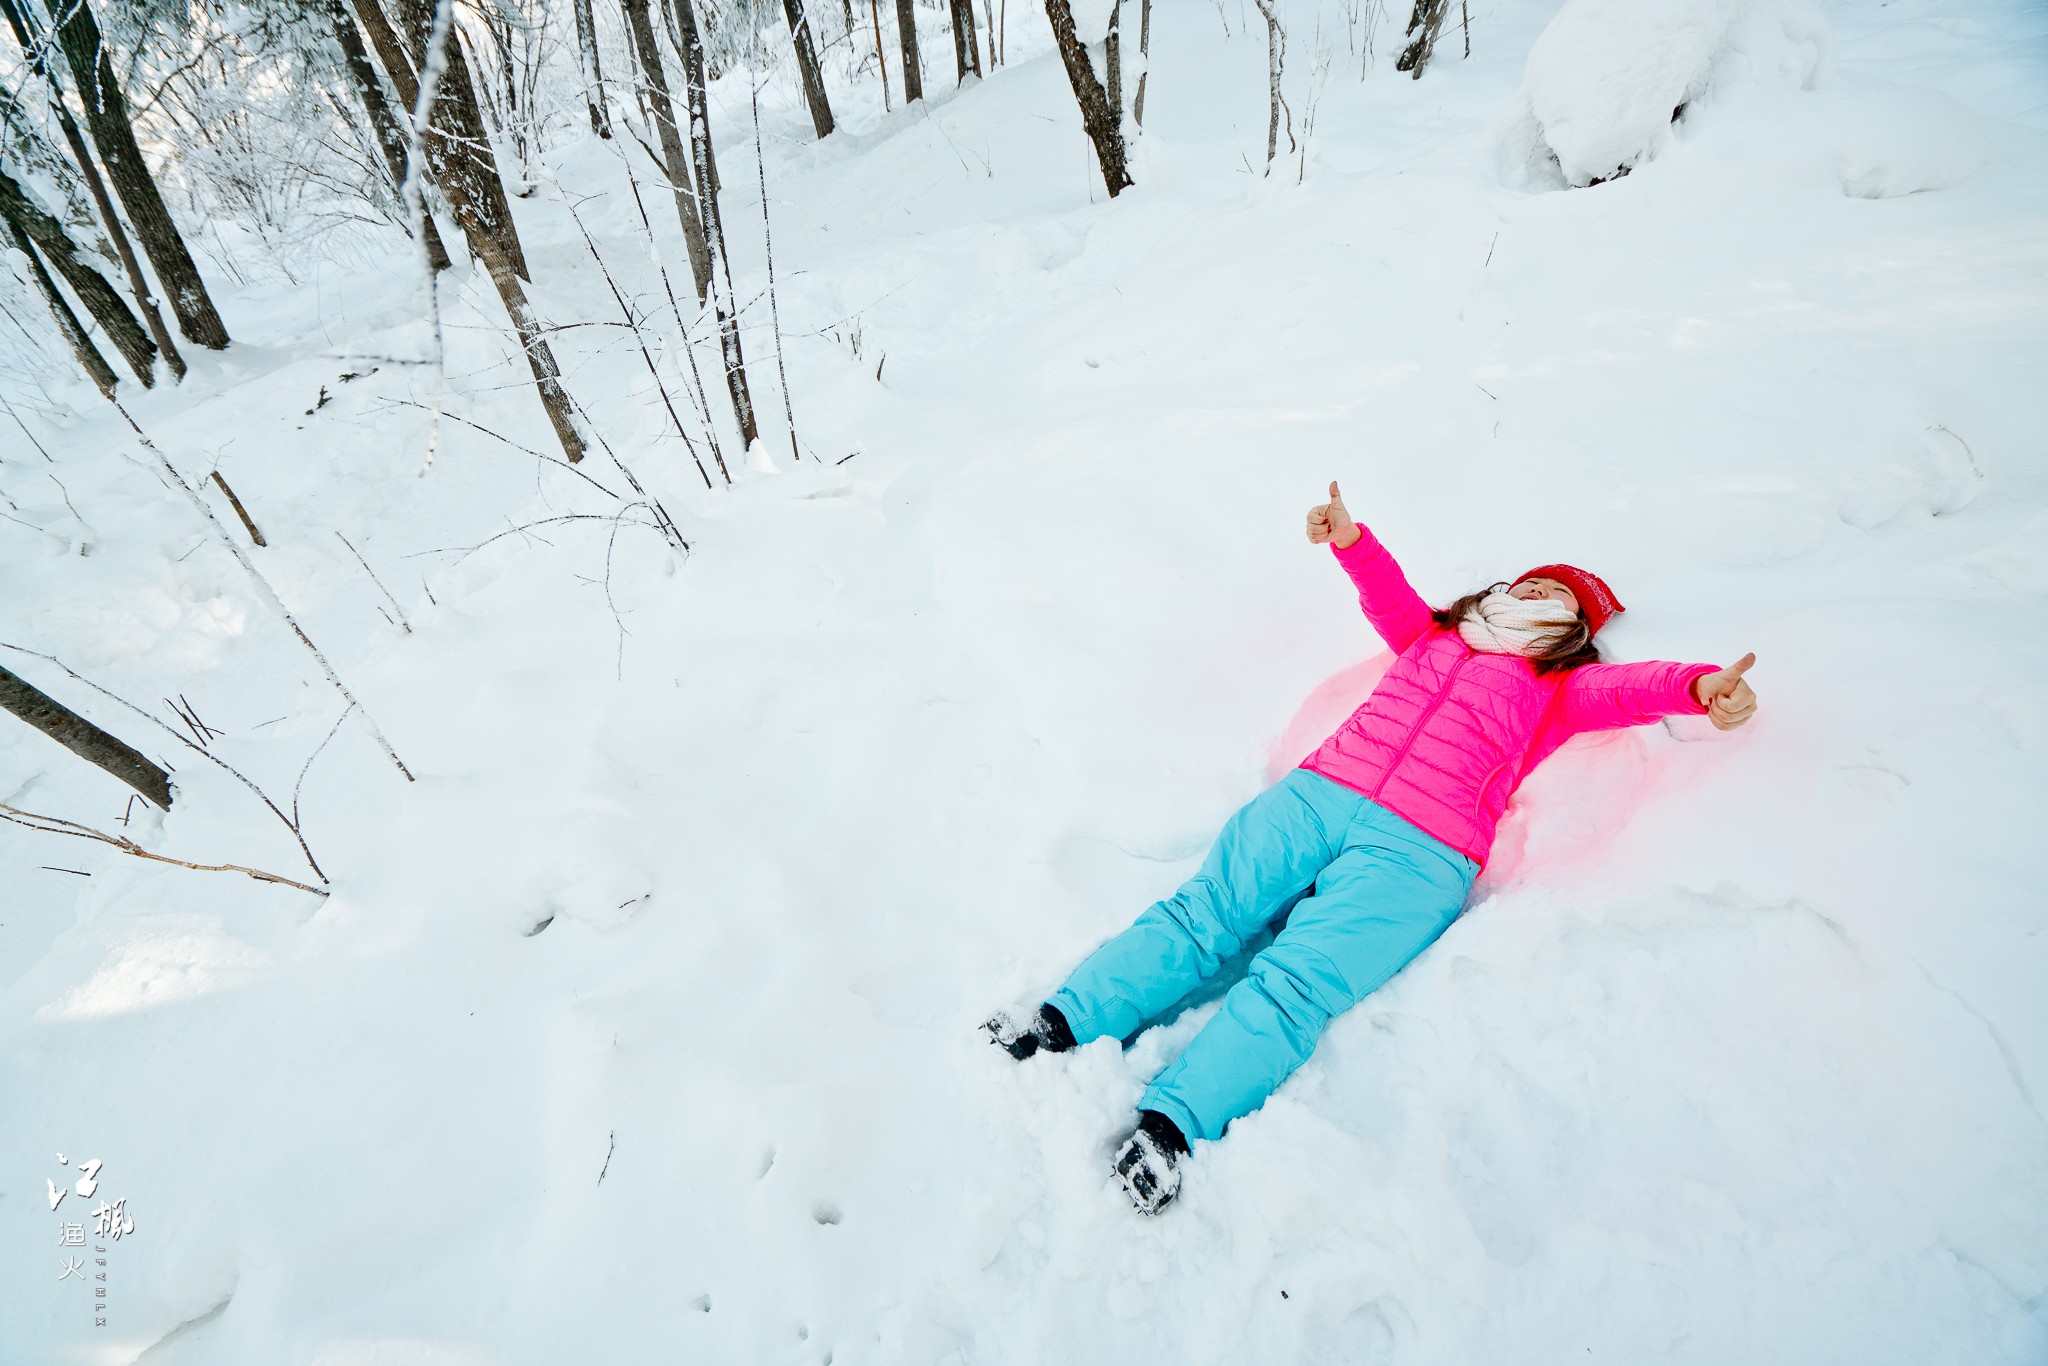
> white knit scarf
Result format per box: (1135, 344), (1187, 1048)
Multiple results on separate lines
(1457, 590), (1580, 657)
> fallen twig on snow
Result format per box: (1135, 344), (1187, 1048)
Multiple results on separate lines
(106, 397), (415, 785)
(0, 802), (328, 897)
(209, 470), (268, 547)
(336, 532), (413, 634)
(374, 398), (622, 500)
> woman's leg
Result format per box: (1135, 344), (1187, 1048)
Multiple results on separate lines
(1048, 769), (1358, 1046)
(1138, 801), (1477, 1143)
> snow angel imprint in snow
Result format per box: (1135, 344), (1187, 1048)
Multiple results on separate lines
(986, 482), (1759, 1214)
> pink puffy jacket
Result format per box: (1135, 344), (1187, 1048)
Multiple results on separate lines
(1301, 526), (1718, 865)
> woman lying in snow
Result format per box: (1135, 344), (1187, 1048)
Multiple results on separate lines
(989, 482), (1758, 1213)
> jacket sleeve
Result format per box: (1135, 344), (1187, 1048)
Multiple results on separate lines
(1330, 526), (1434, 654)
(1557, 659), (1719, 736)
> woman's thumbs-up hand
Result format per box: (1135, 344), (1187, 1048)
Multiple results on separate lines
(1692, 653), (1758, 730)
(1307, 481), (1362, 549)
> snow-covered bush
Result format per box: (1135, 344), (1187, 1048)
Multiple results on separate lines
(1495, 0), (1833, 190)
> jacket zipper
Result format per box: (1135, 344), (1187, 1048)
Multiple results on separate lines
(1371, 648), (1469, 802)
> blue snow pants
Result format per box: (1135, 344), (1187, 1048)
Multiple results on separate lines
(1048, 768), (1479, 1143)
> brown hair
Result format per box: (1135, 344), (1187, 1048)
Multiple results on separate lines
(1430, 584), (1603, 676)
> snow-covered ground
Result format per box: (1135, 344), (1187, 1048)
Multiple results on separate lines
(5, 0), (2047, 1361)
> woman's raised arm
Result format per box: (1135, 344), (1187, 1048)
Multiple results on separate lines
(1307, 482), (1433, 653)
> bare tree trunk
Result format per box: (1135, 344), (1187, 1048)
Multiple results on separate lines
(348, 0), (466, 270)
(361, 0), (583, 463)
(621, 0), (712, 301)
(868, 0), (891, 110)
(478, 251), (586, 461)
(1043, 0), (1131, 197)
(0, 664), (172, 809)
(321, 0), (451, 270)
(0, 167), (156, 383)
(1395, 0), (1451, 77)
(1105, 0), (1120, 118)
(1133, 0), (1151, 127)
(382, 0), (533, 280)
(1, 2), (183, 379)
(781, 0), (835, 138)
(675, 0), (757, 450)
(5, 219), (118, 394)
(45, 0), (229, 350)
(572, 0), (613, 136)
(894, 0), (923, 102)
(950, 0), (983, 80)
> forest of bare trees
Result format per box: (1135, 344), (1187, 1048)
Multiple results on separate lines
(2, 1), (1459, 415)
(0, 0), (1463, 889)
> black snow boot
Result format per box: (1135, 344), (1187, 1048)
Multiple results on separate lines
(984, 1003), (1077, 1060)
(1112, 1110), (1190, 1215)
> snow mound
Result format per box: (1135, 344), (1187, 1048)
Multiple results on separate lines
(1833, 84), (1987, 198)
(1498, 0), (1833, 189)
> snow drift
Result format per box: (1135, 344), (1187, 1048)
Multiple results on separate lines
(1498, 0), (1833, 188)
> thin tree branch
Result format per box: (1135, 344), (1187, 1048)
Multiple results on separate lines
(0, 801), (328, 897)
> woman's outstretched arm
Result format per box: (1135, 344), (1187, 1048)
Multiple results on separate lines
(1307, 481), (1433, 653)
(1558, 653), (1758, 734)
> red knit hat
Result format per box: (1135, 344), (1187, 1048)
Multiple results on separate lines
(1515, 564), (1625, 635)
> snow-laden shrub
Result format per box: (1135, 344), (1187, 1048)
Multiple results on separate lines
(1495, 0), (1833, 190)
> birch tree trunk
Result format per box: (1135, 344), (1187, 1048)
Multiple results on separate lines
(572, 0), (613, 137)
(46, 0), (229, 350)
(1133, 0), (1151, 127)
(894, 0), (923, 102)
(1252, 0), (1287, 172)
(671, 0), (718, 200)
(781, 0), (836, 139)
(5, 218), (118, 394)
(621, 0), (712, 300)
(0, 1), (183, 379)
(0, 166), (156, 383)
(321, 0), (451, 270)
(675, 0), (758, 450)
(0, 664), (173, 809)
(1043, 0), (1130, 197)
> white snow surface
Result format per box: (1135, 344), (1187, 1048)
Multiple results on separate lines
(5, 1), (2048, 1362)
